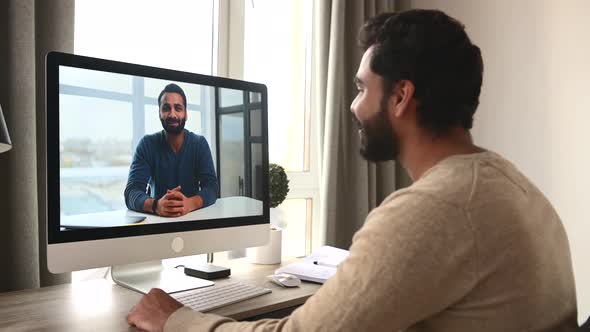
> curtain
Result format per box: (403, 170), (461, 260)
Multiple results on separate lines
(0, 0), (74, 291)
(313, 0), (399, 249)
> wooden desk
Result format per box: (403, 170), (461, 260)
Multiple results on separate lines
(0, 258), (320, 331)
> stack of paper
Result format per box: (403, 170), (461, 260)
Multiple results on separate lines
(275, 246), (349, 284)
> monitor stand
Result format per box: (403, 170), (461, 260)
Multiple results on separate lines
(111, 260), (214, 294)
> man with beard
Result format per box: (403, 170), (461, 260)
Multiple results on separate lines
(124, 83), (218, 217)
(127, 10), (578, 331)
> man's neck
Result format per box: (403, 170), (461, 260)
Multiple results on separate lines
(165, 130), (185, 154)
(398, 128), (484, 182)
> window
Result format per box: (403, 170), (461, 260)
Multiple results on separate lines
(72, 0), (318, 273)
(243, 0), (317, 257)
(74, 0), (215, 74)
(72, 0), (217, 281)
(60, 74), (214, 213)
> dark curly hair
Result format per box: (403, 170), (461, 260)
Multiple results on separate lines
(158, 83), (187, 109)
(359, 10), (483, 135)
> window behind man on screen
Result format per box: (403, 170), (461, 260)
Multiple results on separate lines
(59, 66), (264, 229)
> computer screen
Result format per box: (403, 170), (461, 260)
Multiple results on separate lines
(46, 52), (270, 282)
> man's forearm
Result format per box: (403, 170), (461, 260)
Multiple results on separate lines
(188, 195), (203, 211)
(143, 198), (155, 213)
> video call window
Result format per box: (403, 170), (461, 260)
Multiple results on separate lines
(59, 66), (263, 227)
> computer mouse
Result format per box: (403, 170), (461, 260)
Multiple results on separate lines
(268, 273), (301, 288)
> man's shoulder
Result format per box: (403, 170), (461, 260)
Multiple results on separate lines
(376, 189), (462, 220)
(184, 130), (209, 146)
(141, 131), (164, 143)
(360, 189), (469, 248)
(381, 162), (476, 212)
(399, 151), (527, 208)
(137, 131), (164, 150)
(184, 129), (201, 140)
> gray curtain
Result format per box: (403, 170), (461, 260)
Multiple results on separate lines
(0, 0), (74, 291)
(313, 0), (399, 249)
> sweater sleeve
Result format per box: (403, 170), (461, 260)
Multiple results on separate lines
(124, 137), (152, 212)
(164, 192), (477, 332)
(194, 136), (218, 207)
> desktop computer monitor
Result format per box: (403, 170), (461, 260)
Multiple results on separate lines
(46, 51), (270, 293)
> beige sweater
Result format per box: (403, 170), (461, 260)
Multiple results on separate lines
(165, 151), (578, 332)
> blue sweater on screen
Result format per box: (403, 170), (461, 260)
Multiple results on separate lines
(124, 129), (218, 212)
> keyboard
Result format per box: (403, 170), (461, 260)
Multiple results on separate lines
(172, 282), (272, 312)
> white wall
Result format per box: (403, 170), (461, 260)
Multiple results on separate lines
(404, 0), (590, 322)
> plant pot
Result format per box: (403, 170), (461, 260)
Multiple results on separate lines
(246, 226), (282, 265)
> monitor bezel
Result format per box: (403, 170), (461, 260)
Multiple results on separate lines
(46, 51), (269, 245)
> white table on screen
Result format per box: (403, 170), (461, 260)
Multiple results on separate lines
(62, 196), (263, 227)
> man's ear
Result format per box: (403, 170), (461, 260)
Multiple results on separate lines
(389, 80), (415, 118)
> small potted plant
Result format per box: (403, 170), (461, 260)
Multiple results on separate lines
(269, 163), (290, 228)
(269, 163), (289, 207)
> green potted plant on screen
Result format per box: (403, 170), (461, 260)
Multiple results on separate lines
(269, 163), (289, 228)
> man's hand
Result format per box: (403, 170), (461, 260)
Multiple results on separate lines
(127, 288), (183, 332)
(156, 186), (186, 217)
(167, 185), (182, 193)
(165, 186), (191, 216)
(155, 186), (204, 217)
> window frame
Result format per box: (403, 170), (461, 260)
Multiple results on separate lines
(217, 0), (320, 255)
(70, 0), (320, 255)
